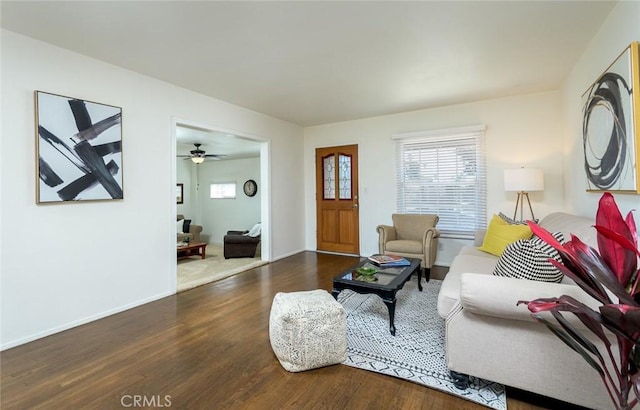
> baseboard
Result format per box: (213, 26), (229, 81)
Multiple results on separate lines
(315, 250), (362, 258)
(1, 290), (173, 351)
(270, 248), (306, 262)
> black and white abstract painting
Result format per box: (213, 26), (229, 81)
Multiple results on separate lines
(582, 42), (639, 193)
(36, 91), (123, 203)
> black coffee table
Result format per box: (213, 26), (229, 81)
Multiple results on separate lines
(332, 257), (422, 336)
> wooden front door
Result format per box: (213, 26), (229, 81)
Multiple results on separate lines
(315, 144), (360, 255)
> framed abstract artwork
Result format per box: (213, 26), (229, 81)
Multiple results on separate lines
(582, 41), (640, 193)
(35, 91), (123, 203)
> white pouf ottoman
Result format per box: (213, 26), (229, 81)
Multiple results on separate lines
(269, 289), (346, 372)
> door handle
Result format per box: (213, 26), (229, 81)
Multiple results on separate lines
(353, 204), (358, 208)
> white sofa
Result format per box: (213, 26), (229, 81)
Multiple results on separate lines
(437, 212), (613, 409)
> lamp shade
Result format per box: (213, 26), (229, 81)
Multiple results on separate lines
(504, 168), (544, 192)
(191, 156), (205, 164)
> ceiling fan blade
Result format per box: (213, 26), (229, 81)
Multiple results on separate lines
(177, 144), (227, 161)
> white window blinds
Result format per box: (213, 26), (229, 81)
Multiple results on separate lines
(209, 183), (236, 199)
(394, 126), (487, 239)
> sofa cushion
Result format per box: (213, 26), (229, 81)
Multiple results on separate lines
(493, 232), (565, 282)
(437, 252), (498, 318)
(539, 212), (597, 249)
(457, 245), (498, 258)
(177, 219), (184, 234)
(478, 214), (532, 256)
(385, 239), (422, 254)
(183, 219), (192, 233)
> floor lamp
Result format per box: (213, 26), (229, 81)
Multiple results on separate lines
(504, 168), (544, 221)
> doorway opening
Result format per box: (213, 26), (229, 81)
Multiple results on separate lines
(171, 118), (270, 292)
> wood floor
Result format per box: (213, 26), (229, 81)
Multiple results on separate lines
(2, 252), (581, 409)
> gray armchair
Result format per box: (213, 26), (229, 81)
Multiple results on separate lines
(376, 214), (440, 279)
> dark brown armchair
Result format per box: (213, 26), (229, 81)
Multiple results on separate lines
(223, 227), (261, 259)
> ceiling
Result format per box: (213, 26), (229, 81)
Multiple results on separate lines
(176, 124), (260, 161)
(1, 1), (615, 127)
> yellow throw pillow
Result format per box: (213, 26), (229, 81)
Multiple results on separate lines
(479, 214), (533, 256)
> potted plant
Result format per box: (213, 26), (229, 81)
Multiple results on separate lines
(519, 193), (639, 409)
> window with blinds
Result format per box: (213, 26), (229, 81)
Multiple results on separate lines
(209, 182), (236, 199)
(394, 126), (487, 239)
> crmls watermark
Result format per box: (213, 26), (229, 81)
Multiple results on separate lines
(120, 395), (172, 408)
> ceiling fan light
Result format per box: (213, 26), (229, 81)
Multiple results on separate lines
(191, 156), (205, 164)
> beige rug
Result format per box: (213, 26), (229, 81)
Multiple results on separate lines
(177, 244), (267, 292)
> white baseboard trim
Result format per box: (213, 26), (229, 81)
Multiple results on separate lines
(1, 290), (173, 351)
(314, 250), (362, 258)
(270, 248), (306, 262)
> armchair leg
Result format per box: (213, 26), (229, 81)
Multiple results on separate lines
(423, 267), (431, 282)
(450, 371), (469, 390)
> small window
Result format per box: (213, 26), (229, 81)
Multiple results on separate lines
(210, 183), (236, 199)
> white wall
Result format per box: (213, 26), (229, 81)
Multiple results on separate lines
(304, 91), (564, 265)
(0, 30), (305, 349)
(197, 157), (261, 245)
(561, 1), (640, 226)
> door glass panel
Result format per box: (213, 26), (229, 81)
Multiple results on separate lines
(323, 155), (335, 199)
(339, 154), (351, 199)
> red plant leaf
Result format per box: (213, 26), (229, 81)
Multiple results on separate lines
(597, 193), (628, 235)
(522, 296), (610, 346)
(557, 295), (610, 343)
(595, 225), (638, 288)
(596, 193), (637, 287)
(551, 310), (602, 355)
(623, 211), (640, 298)
(520, 297), (560, 313)
(619, 338), (634, 382)
(561, 240), (613, 301)
(527, 221), (564, 249)
(522, 193), (640, 409)
(600, 305), (640, 343)
(528, 221), (636, 305)
(626, 211), (638, 249)
(567, 236), (636, 306)
(527, 222), (612, 303)
(595, 226), (640, 259)
(531, 313), (605, 376)
(549, 259), (611, 303)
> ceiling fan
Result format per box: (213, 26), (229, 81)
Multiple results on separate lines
(177, 143), (226, 164)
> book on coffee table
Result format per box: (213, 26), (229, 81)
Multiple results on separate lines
(368, 254), (410, 267)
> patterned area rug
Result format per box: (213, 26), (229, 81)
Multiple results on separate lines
(337, 278), (506, 410)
